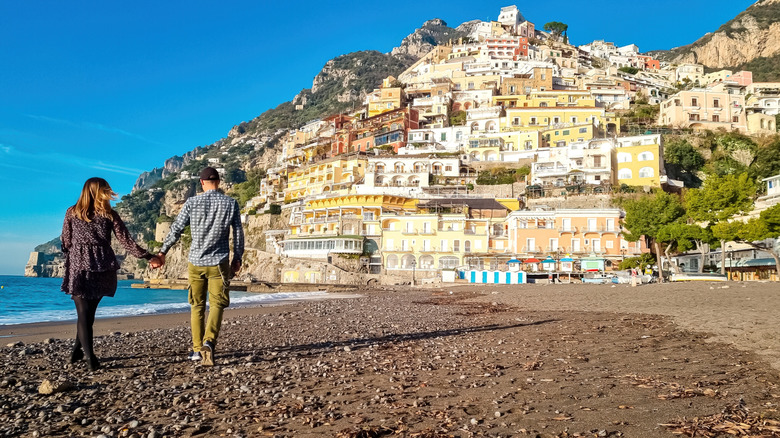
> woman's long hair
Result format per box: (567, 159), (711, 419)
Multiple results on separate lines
(73, 177), (116, 222)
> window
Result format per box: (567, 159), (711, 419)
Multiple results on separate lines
(617, 152), (632, 163)
(689, 114), (700, 121)
(638, 151), (654, 161)
(712, 115), (720, 122)
(453, 240), (460, 252)
(579, 127), (588, 133)
(618, 168), (633, 179)
(441, 132), (447, 141)
(563, 130), (570, 135)
(571, 117), (578, 124)
(732, 116), (739, 123)
(713, 99), (720, 108)
(593, 155), (603, 167)
(513, 117), (520, 125)
(464, 241), (471, 253)
(540, 102), (548, 107)
(691, 97), (698, 106)
(639, 167), (654, 178)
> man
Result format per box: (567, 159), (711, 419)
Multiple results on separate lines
(158, 167), (244, 366)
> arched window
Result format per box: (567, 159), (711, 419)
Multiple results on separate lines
(638, 151), (654, 161)
(394, 162), (404, 173)
(618, 168), (633, 179)
(386, 254), (398, 269)
(617, 152), (632, 163)
(464, 240), (472, 253)
(639, 167), (654, 178)
(375, 163), (385, 173)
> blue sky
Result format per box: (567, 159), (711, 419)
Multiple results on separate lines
(0, 0), (754, 274)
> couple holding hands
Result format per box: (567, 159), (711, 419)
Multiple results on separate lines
(61, 167), (244, 370)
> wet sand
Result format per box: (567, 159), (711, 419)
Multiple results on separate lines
(1, 281), (779, 437)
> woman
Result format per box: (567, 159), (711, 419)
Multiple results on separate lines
(61, 177), (161, 371)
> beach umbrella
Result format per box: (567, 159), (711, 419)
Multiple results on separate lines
(523, 258), (541, 263)
(541, 256), (556, 264)
(506, 259), (522, 264)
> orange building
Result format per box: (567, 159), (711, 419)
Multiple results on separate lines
(506, 208), (648, 269)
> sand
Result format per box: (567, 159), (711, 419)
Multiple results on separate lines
(1, 281), (779, 437)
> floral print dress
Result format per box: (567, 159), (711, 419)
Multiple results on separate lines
(61, 207), (153, 299)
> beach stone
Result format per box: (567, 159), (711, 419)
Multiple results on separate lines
(43, 338), (55, 344)
(38, 379), (74, 395)
(6, 342), (22, 348)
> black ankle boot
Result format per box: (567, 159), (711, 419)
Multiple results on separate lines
(86, 355), (101, 371)
(70, 339), (84, 363)
(70, 347), (84, 363)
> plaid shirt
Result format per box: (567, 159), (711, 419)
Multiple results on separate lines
(160, 189), (244, 267)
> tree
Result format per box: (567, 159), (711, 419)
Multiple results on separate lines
(543, 22), (568, 41)
(685, 172), (758, 273)
(750, 136), (780, 183)
(622, 192), (686, 281)
(712, 204), (780, 280)
(656, 222), (715, 273)
(664, 138), (705, 187)
(618, 66), (640, 75)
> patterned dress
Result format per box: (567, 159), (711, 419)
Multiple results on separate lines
(61, 207), (153, 299)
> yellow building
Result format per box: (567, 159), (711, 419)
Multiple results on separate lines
(503, 107), (613, 137)
(540, 124), (594, 148)
(381, 199), (511, 272)
(284, 155), (368, 202)
(615, 134), (664, 187)
(495, 90), (597, 109)
(367, 76), (404, 118)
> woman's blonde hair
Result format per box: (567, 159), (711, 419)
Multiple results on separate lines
(73, 177), (116, 222)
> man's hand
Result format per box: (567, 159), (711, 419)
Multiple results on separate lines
(149, 256), (162, 269)
(231, 259), (242, 277)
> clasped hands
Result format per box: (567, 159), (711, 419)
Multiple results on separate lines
(147, 253), (242, 276)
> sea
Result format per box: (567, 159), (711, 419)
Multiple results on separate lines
(0, 275), (327, 326)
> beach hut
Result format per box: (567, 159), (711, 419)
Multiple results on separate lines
(524, 257), (541, 272)
(541, 256), (556, 271)
(560, 256), (574, 273)
(580, 256), (606, 272)
(506, 258), (522, 272)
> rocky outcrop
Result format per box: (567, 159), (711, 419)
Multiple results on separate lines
(391, 19), (466, 59)
(132, 148), (205, 192)
(660, 0), (780, 68)
(456, 20), (483, 39)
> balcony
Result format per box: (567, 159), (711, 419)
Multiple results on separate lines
(557, 227), (578, 233)
(401, 230), (418, 235)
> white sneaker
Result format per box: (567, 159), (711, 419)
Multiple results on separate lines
(187, 351), (202, 361)
(201, 341), (214, 366)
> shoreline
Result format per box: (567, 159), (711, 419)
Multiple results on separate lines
(0, 292), (362, 344)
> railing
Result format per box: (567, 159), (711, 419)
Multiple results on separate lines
(521, 246), (543, 253)
(401, 229), (418, 235)
(557, 227), (578, 233)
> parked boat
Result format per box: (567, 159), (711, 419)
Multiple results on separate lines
(582, 273), (615, 284)
(670, 272), (727, 282)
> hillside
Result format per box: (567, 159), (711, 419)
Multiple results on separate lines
(131, 19), (466, 192)
(656, 0), (780, 77)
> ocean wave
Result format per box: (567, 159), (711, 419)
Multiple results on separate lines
(0, 291), (332, 326)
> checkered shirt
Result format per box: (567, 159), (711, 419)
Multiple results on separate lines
(160, 189), (244, 266)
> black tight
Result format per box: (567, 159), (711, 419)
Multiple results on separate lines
(73, 296), (102, 359)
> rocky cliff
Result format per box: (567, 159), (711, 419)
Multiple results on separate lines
(658, 0), (780, 71)
(133, 147), (206, 192)
(391, 19), (467, 58)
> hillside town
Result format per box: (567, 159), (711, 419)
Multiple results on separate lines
(171, 5), (776, 285)
(26, 5), (780, 284)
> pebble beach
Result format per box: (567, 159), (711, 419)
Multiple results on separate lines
(1, 281), (779, 437)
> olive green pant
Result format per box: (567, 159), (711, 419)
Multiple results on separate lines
(187, 261), (230, 352)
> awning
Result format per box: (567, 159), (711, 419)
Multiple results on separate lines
(560, 257), (574, 262)
(524, 258), (541, 263)
(541, 256), (556, 264)
(744, 258), (778, 267)
(506, 259), (522, 264)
